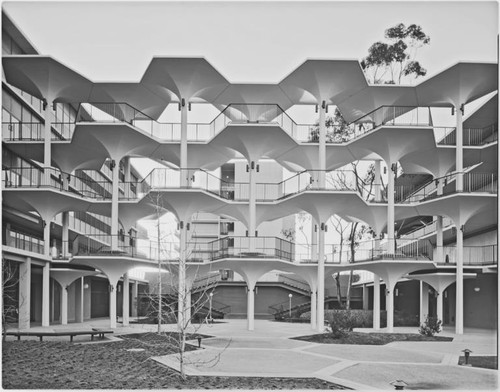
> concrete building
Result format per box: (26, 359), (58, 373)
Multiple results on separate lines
(2, 11), (497, 335)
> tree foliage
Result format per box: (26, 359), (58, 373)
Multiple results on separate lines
(361, 23), (430, 84)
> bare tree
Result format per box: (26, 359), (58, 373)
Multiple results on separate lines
(2, 259), (24, 341)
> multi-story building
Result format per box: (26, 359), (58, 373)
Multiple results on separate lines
(2, 11), (497, 335)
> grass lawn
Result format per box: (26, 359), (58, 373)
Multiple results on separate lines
(292, 332), (453, 345)
(2, 332), (349, 390)
(458, 355), (498, 370)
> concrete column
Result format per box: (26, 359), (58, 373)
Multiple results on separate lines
(436, 289), (444, 322)
(311, 218), (318, 260)
(44, 100), (52, 167)
(248, 162), (256, 239)
(41, 263), (50, 327)
(436, 179), (444, 263)
(456, 222), (464, 334)
(456, 104), (463, 192)
(180, 100), (188, 187)
(317, 224), (325, 331)
(109, 284), (117, 329)
(318, 103), (326, 188)
(111, 159), (120, 250)
(123, 156), (131, 197)
(122, 273), (130, 326)
(310, 290), (317, 330)
(18, 258), (31, 329)
(247, 283), (255, 331)
(374, 160), (382, 202)
(43, 221), (51, 257)
(75, 277), (84, 323)
(62, 212), (69, 258)
(131, 281), (139, 317)
(386, 284), (394, 332)
(420, 281), (429, 323)
(61, 285), (68, 325)
(363, 284), (369, 310)
(373, 274), (380, 329)
(387, 162), (395, 253)
(178, 223), (187, 330)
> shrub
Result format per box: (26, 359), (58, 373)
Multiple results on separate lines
(301, 309), (388, 328)
(328, 311), (356, 338)
(418, 316), (442, 337)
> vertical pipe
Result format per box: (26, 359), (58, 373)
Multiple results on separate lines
(373, 274), (380, 329)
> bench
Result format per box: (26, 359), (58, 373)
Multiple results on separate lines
(4, 328), (113, 342)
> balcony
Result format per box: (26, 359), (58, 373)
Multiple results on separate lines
(438, 245), (497, 266)
(435, 123), (498, 146)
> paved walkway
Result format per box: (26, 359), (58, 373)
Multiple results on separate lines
(7, 319), (498, 390)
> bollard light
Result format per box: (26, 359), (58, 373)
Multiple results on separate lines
(462, 349), (473, 366)
(389, 380), (408, 390)
(288, 293), (293, 318)
(197, 337), (202, 348)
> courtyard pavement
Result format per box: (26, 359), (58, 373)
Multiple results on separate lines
(6, 318), (498, 390)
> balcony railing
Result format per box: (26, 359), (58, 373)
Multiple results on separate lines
(2, 121), (77, 141)
(436, 124), (498, 146)
(352, 106), (433, 128)
(2, 166), (113, 199)
(4, 230), (44, 254)
(438, 245), (497, 266)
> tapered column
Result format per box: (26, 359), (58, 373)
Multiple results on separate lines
(61, 285), (68, 325)
(247, 283), (255, 331)
(373, 274), (380, 329)
(456, 104), (464, 191)
(374, 160), (382, 201)
(111, 159), (120, 250)
(18, 258), (31, 329)
(44, 100), (53, 167)
(420, 281), (429, 323)
(248, 161), (257, 240)
(318, 102), (326, 188)
(178, 222), (187, 329)
(122, 273), (130, 326)
(75, 277), (84, 323)
(131, 281), (139, 318)
(109, 284), (117, 328)
(41, 263), (50, 326)
(436, 289), (444, 322)
(180, 100), (188, 187)
(456, 222), (464, 334)
(43, 221), (51, 257)
(386, 284), (394, 332)
(310, 290), (317, 330)
(387, 162), (396, 253)
(62, 212), (69, 258)
(311, 218), (318, 260)
(317, 223), (325, 331)
(123, 156), (131, 197)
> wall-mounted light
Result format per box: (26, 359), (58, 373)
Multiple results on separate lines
(451, 107), (455, 116)
(188, 102), (192, 111)
(315, 105), (319, 113)
(110, 160), (116, 170)
(321, 100), (326, 109)
(460, 104), (464, 115)
(474, 287), (480, 292)
(256, 164), (260, 173)
(186, 223), (191, 231)
(395, 288), (399, 297)
(84, 283), (89, 290)
(251, 161), (255, 170)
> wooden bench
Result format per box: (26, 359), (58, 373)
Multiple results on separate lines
(4, 329), (113, 342)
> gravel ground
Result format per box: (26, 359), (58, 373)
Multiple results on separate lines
(2, 333), (349, 390)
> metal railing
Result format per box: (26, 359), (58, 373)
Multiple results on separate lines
(210, 236), (295, 261)
(276, 274), (310, 292)
(436, 124), (498, 146)
(4, 230), (44, 254)
(2, 166), (113, 199)
(438, 245), (497, 265)
(268, 295), (310, 315)
(352, 106), (433, 128)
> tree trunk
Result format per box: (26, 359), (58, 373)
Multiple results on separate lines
(334, 273), (343, 308)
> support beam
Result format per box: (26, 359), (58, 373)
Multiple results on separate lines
(247, 283), (255, 331)
(61, 285), (68, 325)
(18, 258), (31, 329)
(111, 159), (120, 250)
(310, 290), (317, 330)
(456, 222), (464, 334)
(75, 277), (84, 323)
(41, 262), (50, 327)
(317, 223), (325, 331)
(436, 289), (444, 323)
(456, 104), (464, 191)
(387, 162), (396, 253)
(318, 102), (326, 188)
(180, 100), (188, 187)
(373, 274), (380, 329)
(44, 100), (52, 167)
(109, 284), (117, 329)
(122, 273), (130, 326)
(386, 285), (394, 332)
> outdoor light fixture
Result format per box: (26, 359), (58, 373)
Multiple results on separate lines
(474, 287), (480, 292)
(389, 380), (408, 390)
(451, 107), (455, 116)
(42, 99), (47, 111)
(462, 349), (472, 366)
(321, 100), (326, 109)
(251, 161), (255, 170)
(315, 104), (318, 113)
(186, 223), (191, 231)
(110, 160), (116, 170)
(188, 102), (191, 111)
(288, 293), (293, 318)
(181, 98), (185, 107)
(256, 164), (260, 172)
(52, 102), (57, 111)
(84, 283), (89, 290)
(460, 104), (464, 115)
